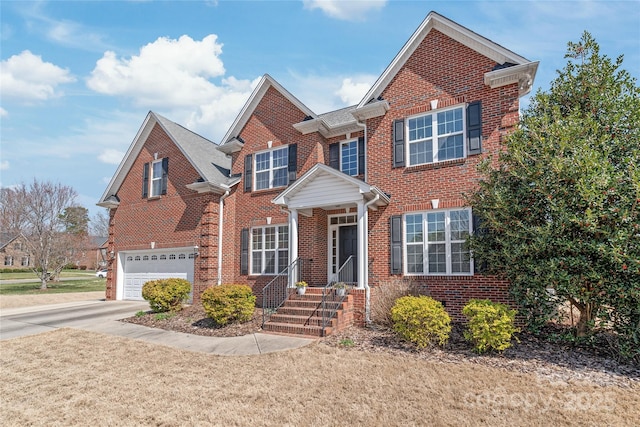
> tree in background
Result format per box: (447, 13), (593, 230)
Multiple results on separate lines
(11, 180), (79, 289)
(60, 206), (90, 235)
(90, 209), (110, 238)
(469, 32), (639, 361)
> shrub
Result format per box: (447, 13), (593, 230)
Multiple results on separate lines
(371, 279), (417, 326)
(201, 284), (256, 325)
(141, 278), (191, 313)
(391, 295), (451, 348)
(463, 299), (519, 353)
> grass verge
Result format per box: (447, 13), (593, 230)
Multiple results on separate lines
(0, 278), (105, 295)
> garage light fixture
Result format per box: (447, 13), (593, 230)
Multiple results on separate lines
(193, 245), (199, 257)
(100, 248), (115, 261)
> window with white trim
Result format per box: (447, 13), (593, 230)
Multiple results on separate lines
(4, 256), (13, 266)
(408, 106), (465, 166)
(340, 140), (358, 176)
(150, 159), (163, 197)
(255, 147), (288, 190)
(404, 208), (472, 275)
(251, 225), (289, 275)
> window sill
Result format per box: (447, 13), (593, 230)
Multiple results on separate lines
(403, 273), (475, 279)
(405, 158), (466, 172)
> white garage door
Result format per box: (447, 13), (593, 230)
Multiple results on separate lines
(122, 249), (195, 301)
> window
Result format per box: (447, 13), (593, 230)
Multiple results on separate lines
(150, 159), (163, 197)
(4, 256), (13, 266)
(340, 140), (358, 176)
(251, 225), (289, 275)
(255, 147), (288, 190)
(404, 208), (472, 275)
(408, 106), (465, 166)
(21, 256), (29, 266)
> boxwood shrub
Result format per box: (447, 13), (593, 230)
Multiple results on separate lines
(391, 295), (451, 348)
(141, 278), (191, 313)
(201, 284), (256, 325)
(463, 299), (519, 353)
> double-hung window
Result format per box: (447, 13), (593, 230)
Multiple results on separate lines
(404, 208), (472, 275)
(251, 225), (289, 275)
(340, 140), (358, 176)
(408, 106), (465, 166)
(255, 147), (288, 190)
(150, 159), (163, 197)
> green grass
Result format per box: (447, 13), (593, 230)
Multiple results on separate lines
(0, 278), (106, 295)
(0, 270), (97, 281)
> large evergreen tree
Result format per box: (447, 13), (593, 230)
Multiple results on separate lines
(469, 32), (639, 361)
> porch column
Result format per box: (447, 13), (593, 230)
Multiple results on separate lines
(289, 208), (299, 288)
(357, 200), (366, 289)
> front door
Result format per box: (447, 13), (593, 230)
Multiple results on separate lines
(338, 225), (357, 283)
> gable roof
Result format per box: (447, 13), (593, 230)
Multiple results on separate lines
(218, 74), (316, 152)
(98, 112), (237, 208)
(357, 11), (538, 108)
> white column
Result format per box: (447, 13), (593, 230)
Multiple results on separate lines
(289, 208), (299, 288)
(357, 200), (366, 289)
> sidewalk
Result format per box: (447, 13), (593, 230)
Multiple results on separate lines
(1, 299), (315, 356)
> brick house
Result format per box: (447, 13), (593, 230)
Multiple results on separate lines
(98, 12), (538, 334)
(0, 233), (33, 269)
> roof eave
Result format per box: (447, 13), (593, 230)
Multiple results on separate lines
(484, 61), (539, 96)
(218, 137), (244, 154)
(352, 100), (390, 121)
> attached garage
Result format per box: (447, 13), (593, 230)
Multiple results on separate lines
(116, 247), (196, 301)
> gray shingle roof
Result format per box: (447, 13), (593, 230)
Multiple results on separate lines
(154, 113), (234, 187)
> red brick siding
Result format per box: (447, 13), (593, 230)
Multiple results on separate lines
(105, 123), (220, 301)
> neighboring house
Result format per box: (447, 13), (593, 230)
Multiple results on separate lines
(0, 233), (33, 269)
(98, 12), (538, 331)
(69, 236), (108, 270)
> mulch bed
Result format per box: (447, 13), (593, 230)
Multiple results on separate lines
(122, 305), (639, 388)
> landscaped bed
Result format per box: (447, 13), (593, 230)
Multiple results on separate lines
(122, 305), (639, 389)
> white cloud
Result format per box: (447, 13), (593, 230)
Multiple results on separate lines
(336, 77), (375, 104)
(87, 35), (229, 107)
(0, 160), (9, 170)
(285, 72), (377, 113)
(302, 0), (386, 21)
(98, 149), (126, 165)
(0, 107), (7, 117)
(0, 50), (76, 101)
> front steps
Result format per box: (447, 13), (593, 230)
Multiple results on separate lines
(262, 287), (354, 337)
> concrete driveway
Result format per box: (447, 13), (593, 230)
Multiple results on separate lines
(0, 300), (314, 355)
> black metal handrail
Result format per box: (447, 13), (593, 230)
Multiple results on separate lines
(321, 255), (354, 336)
(262, 258), (306, 326)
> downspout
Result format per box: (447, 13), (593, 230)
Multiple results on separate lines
(217, 189), (230, 285)
(362, 193), (380, 324)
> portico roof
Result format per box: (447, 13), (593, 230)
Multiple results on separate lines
(272, 163), (389, 214)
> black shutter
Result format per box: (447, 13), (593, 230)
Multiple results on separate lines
(358, 137), (365, 176)
(393, 119), (405, 168)
(161, 158), (169, 195)
(288, 144), (297, 184)
(244, 154), (253, 193)
(467, 101), (482, 155)
(329, 143), (339, 170)
(472, 212), (487, 274)
(390, 215), (403, 274)
(240, 228), (249, 275)
(142, 162), (149, 198)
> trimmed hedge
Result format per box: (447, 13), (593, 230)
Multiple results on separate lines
(201, 284), (256, 325)
(141, 278), (191, 313)
(463, 299), (519, 353)
(391, 295), (451, 348)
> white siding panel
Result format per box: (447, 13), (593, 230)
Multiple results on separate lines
(288, 172), (362, 208)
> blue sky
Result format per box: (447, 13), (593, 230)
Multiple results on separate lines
(1, 0), (639, 219)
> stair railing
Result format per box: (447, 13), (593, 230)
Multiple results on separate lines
(321, 255), (354, 336)
(262, 258), (305, 326)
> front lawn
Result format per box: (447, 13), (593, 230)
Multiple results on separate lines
(0, 278), (106, 295)
(0, 269), (96, 281)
